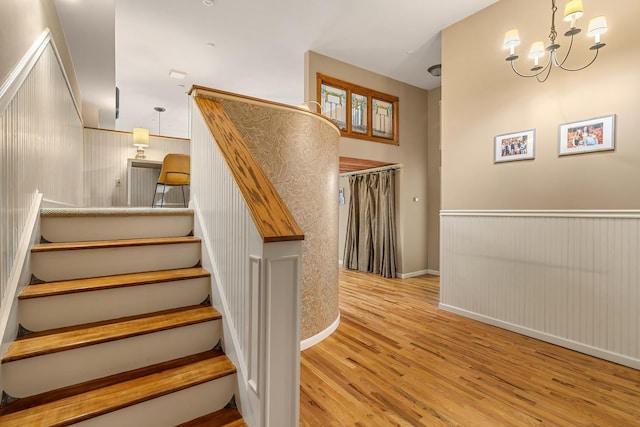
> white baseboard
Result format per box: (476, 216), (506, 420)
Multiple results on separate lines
(300, 313), (340, 351)
(439, 303), (640, 370)
(397, 269), (439, 279)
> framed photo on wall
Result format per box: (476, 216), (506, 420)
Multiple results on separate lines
(559, 114), (615, 156)
(494, 129), (535, 163)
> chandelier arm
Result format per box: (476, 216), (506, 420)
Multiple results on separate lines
(556, 49), (600, 72)
(509, 57), (552, 79)
(554, 34), (575, 67)
(536, 62), (554, 83)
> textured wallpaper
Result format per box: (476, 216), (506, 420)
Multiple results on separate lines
(215, 97), (340, 340)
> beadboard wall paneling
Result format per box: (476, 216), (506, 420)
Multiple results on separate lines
(191, 106), (253, 375)
(0, 41), (82, 305)
(83, 128), (189, 207)
(440, 211), (640, 369)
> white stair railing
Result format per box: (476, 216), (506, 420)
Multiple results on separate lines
(190, 93), (302, 427)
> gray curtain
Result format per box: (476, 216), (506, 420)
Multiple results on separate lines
(343, 169), (397, 278)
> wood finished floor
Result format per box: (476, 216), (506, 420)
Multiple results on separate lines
(300, 269), (640, 426)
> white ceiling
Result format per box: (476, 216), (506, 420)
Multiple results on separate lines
(54, 0), (499, 138)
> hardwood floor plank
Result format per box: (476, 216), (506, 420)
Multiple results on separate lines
(300, 269), (640, 426)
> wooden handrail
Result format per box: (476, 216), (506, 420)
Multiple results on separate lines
(193, 95), (304, 243)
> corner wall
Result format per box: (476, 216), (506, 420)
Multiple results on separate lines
(83, 128), (190, 207)
(440, 0), (640, 368)
(306, 51), (439, 276)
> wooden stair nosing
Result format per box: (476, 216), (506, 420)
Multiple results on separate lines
(0, 351), (237, 426)
(2, 305), (221, 363)
(31, 236), (201, 253)
(19, 267), (211, 299)
(177, 407), (246, 427)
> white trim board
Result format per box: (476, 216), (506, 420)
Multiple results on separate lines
(300, 313), (340, 351)
(0, 30), (50, 115)
(439, 303), (640, 370)
(0, 193), (42, 363)
(397, 269), (439, 279)
(339, 163), (403, 178)
(0, 28), (81, 122)
(441, 209), (640, 218)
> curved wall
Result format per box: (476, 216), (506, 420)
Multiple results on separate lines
(206, 92), (340, 340)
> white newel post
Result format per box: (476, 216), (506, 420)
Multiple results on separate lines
(260, 242), (301, 427)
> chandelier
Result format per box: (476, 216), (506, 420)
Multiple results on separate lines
(503, 0), (607, 82)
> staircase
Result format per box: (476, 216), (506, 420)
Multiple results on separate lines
(0, 208), (246, 426)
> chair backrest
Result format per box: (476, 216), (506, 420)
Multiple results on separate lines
(158, 154), (190, 185)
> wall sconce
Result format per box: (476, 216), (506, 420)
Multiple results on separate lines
(133, 128), (150, 159)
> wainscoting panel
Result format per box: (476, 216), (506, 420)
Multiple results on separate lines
(0, 35), (82, 307)
(190, 107), (253, 376)
(440, 211), (640, 368)
(83, 128), (189, 207)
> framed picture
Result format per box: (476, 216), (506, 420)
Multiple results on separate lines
(559, 114), (615, 156)
(494, 129), (535, 163)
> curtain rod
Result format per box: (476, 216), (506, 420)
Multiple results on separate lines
(339, 163), (403, 177)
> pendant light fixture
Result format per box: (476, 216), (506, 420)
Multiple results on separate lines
(503, 0), (608, 82)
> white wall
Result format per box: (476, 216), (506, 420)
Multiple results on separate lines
(83, 128), (189, 207)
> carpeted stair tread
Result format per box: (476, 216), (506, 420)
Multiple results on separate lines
(40, 207), (194, 217)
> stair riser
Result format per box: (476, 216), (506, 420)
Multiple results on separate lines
(2, 321), (221, 397)
(31, 243), (201, 282)
(72, 374), (238, 427)
(19, 278), (211, 331)
(41, 215), (194, 243)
